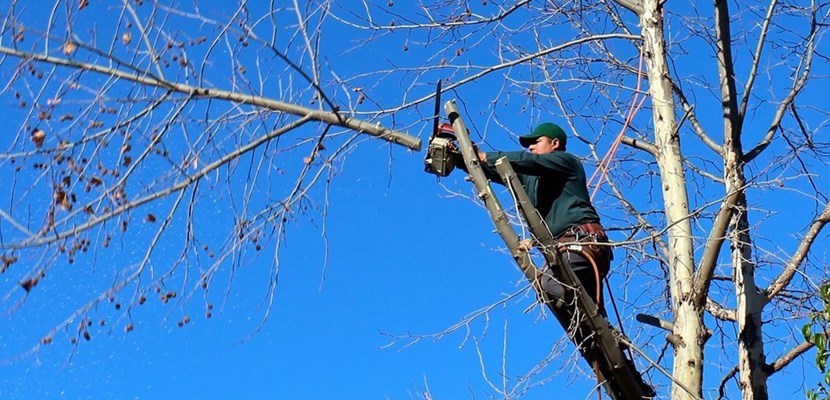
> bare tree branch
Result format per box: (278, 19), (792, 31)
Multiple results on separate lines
(612, 0), (645, 16)
(691, 187), (740, 306)
(372, 33), (641, 114)
(717, 366), (739, 400)
(767, 341), (814, 375)
(765, 201), (830, 302)
(744, 10), (818, 162)
(737, 0), (779, 121)
(714, 0), (742, 144)
(672, 88), (723, 155)
(1, 116), (313, 251)
(328, 0), (532, 30)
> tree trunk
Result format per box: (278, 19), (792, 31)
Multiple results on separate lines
(725, 134), (768, 399)
(732, 203), (769, 399)
(713, 0), (770, 394)
(640, 1), (703, 398)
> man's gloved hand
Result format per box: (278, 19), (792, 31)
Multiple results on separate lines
(476, 149), (487, 163)
(446, 141), (487, 172)
(449, 141), (486, 162)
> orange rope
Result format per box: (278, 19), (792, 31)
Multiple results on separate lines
(565, 247), (604, 310)
(588, 49), (646, 201)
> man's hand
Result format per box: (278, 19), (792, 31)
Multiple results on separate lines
(447, 141), (487, 164)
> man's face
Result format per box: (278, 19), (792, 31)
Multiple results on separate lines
(528, 137), (560, 155)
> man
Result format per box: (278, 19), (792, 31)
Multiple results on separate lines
(451, 122), (655, 398)
(460, 122), (612, 311)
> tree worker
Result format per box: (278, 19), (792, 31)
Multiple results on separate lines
(454, 122), (611, 311)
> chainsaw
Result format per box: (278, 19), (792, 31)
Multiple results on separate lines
(423, 80), (458, 177)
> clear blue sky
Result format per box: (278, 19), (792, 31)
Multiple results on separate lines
(0, 1), (826, 399)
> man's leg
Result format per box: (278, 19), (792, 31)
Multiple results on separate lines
(539, 250), (604, 350)
(539, 246), (655, 398)
(538, 250), (611, 373)
(539, 250), (604, 312)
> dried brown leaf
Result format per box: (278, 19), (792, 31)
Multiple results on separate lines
(31, 129), (46, 148)
(20, 275), (39, 292)
(1, 255), (18, 273)
(63, 41), (77, 55)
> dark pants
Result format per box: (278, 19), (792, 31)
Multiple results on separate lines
(539, 241), (655, 398)
(539, 244), (611, 361)
(540, 249), (607, 312)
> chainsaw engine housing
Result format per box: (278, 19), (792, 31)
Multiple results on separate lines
(424, 133), (457, 177)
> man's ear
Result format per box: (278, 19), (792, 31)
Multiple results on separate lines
(551, 138), (561, 151)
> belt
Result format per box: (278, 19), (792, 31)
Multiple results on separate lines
(557, 222), (606, 241)
(556, 222), (613, 262)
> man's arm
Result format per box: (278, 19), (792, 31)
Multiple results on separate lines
(483, 151), (576, 176)
(450, 147), (505, 183)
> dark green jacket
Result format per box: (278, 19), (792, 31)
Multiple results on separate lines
(480, 151), (600, 238)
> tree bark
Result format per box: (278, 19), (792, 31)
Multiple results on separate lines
(732, 203), (768, 399)
(640, 1), (703, 398)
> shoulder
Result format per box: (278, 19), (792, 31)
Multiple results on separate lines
(545, 151), (580, 161)
(541, 151), (582, 166)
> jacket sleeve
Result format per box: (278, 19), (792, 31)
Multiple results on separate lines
(485, 151), (575, 177)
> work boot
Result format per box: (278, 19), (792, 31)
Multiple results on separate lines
(622, 356), (656, 399)
(637, 375), (656, 399)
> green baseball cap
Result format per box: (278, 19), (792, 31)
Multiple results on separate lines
(519, 122), (567, 149)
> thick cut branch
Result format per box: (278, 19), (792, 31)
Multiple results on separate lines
(0, 45), (421, 151)
(612, 0), (645, 16)
(443, 100), (544, 287)
(706, 298), (737, 322)
(620, 136), (657, 156)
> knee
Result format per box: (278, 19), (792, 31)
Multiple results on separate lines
(541, 277), (566, 304)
